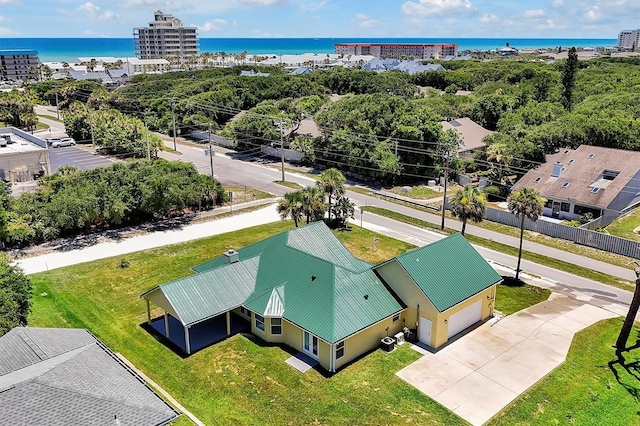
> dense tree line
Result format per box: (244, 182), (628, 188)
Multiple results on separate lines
(25, 57), (640, 185)
(0, 253), (32, 336)
(0, 160), (224, 248)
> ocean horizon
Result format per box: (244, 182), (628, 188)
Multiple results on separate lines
(0, 37), (618, 63)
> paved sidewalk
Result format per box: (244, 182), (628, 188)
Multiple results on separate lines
(18, 204), (280, 274)
(396, 293), (618, 426)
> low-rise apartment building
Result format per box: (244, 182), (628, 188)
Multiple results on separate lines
(335, 43), (458, 60)
(0, 50), (40, 81)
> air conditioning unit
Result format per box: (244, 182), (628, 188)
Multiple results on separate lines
(394, 332), (405, 345)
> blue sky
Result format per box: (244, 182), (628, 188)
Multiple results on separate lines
(0, 0), (636, 38)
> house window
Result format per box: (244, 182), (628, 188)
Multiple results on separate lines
(561, 182), (570, 188)
(392, 314), (400, 323)
(239, 307), (251, 319)
(544, 199), (553, 208)
(255, 314), (265, 332)
(587, 153), (595, 159)
(336, 341), (345, 359)
(303, 331), (319, 358)
(271, 318), (282, 335)
(591, 187), (600, 194)
(534, 177), (541, 183)
(568, 159), (575, 165)
(561, 202), (570, 212)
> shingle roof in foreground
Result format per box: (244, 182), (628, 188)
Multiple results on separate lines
(149, 221), (403, 343)
(392, 233), (502, 312)
(0, 327), (179, 426)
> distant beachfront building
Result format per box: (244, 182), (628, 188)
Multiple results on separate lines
(133, 10), (198, 60)
(335, 43), (457, 60)
(0, 50), (40, 81)
(617, 29), (640, 50)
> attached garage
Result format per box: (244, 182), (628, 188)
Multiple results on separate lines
(447, 300), (482, 339)
(374, 233), (503, 350)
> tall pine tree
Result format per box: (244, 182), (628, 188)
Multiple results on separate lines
(560, 47), (578, 111)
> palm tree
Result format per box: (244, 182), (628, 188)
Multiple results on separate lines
(317, 168), (345, 221)
(277, 191), (304, 227)
(300, 186), (325, 224)
(507, 187), (545, 280)
(449, 184), (486, 235)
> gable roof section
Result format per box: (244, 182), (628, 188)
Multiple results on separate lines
(146, 256), (260, 326)
(513, 145), (640, 210)
(148, 221), (402, 343)
(441, 117), (493, 153)
(0, 327), (179, 425)
(391, 233), (501, 312)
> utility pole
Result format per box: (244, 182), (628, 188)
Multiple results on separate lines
(280, 119), (285, 182)
(208, 123), (215, 184)
(169, 98), (177, 152)
(440, 150), (449, 231)
(55, 90), (60, 120)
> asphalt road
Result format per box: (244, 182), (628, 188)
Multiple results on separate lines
(158, 139), (638, 315)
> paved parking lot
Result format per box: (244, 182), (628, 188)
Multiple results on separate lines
(49, 145), (115, 172)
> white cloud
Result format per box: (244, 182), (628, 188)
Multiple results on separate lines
(354, 13), (378, 28)
(77, 2), (120, 21)
(253, 29), (272, 37)
(480, 13), (498, 23)
(0, 15), (4, 22)
(0, 0), (18, 3)
(0, 26), (19, 35)
(583, 7), (602, 21)
(401, 0), (477, 17)
(523, 9), (545, 18)
(118, 0), (186, 11)
(194, 19), (228, 32)
(551, 0), (564, 7)
(240, 0), (287, 5)
(300, 0), (330, 13)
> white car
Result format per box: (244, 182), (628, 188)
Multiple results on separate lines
(51, 138), (76, 148)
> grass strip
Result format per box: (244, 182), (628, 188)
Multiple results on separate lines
(274, 180), (303, 190)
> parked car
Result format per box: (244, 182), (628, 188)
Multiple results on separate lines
(51, 138), (76, 148)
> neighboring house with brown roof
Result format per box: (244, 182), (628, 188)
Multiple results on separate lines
(0, 327), (179, 425)
(441, 117), (493, 157)
(512, 145), (640, 221)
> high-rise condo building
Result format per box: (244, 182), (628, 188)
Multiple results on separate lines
(617, 29), (640, 50)
(133, 10), (199, 60)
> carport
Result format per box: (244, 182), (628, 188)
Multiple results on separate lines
(140, 259), (258, 354)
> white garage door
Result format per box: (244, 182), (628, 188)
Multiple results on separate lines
(447, 300), (482, 339)
(419, 317), (432, 346)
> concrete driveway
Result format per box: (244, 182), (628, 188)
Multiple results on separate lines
(396, 293), (618, 425)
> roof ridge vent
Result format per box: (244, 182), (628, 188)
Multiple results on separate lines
(16, 329), (48, 360)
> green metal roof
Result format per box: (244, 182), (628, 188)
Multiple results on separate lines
(155, 257), (259, 325)
(393, 233), (502, 312)
(147, 221), (403, 343)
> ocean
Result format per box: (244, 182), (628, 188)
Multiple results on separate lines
(0, 37), (618, 63)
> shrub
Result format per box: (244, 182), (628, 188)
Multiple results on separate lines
(484, 185), (502, 201)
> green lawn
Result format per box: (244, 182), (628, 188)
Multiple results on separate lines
(489, 318), (640, 426)
(274, 180), (304, 190)
(495, 282), (551, 315)
(387, 185), (442, 200)
(28, 222), (463, 425)
(26, 221), (637, 425)
(606, 208), (640, 242)
(38, 113), (63, 123)
(364, 206), (635, 291)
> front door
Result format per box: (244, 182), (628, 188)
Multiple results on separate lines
(303, 331), (319, 358)
(419, 317), (432, 346)
(552, 201), (560, 218)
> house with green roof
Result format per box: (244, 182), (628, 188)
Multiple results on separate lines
(141, 222), (501, 371)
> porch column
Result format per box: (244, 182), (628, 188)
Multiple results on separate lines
(226, 311), (231, 336)
(146, 299), (151, 325)
(184, 326), (191, 354)
(164, 312), (170, 339)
